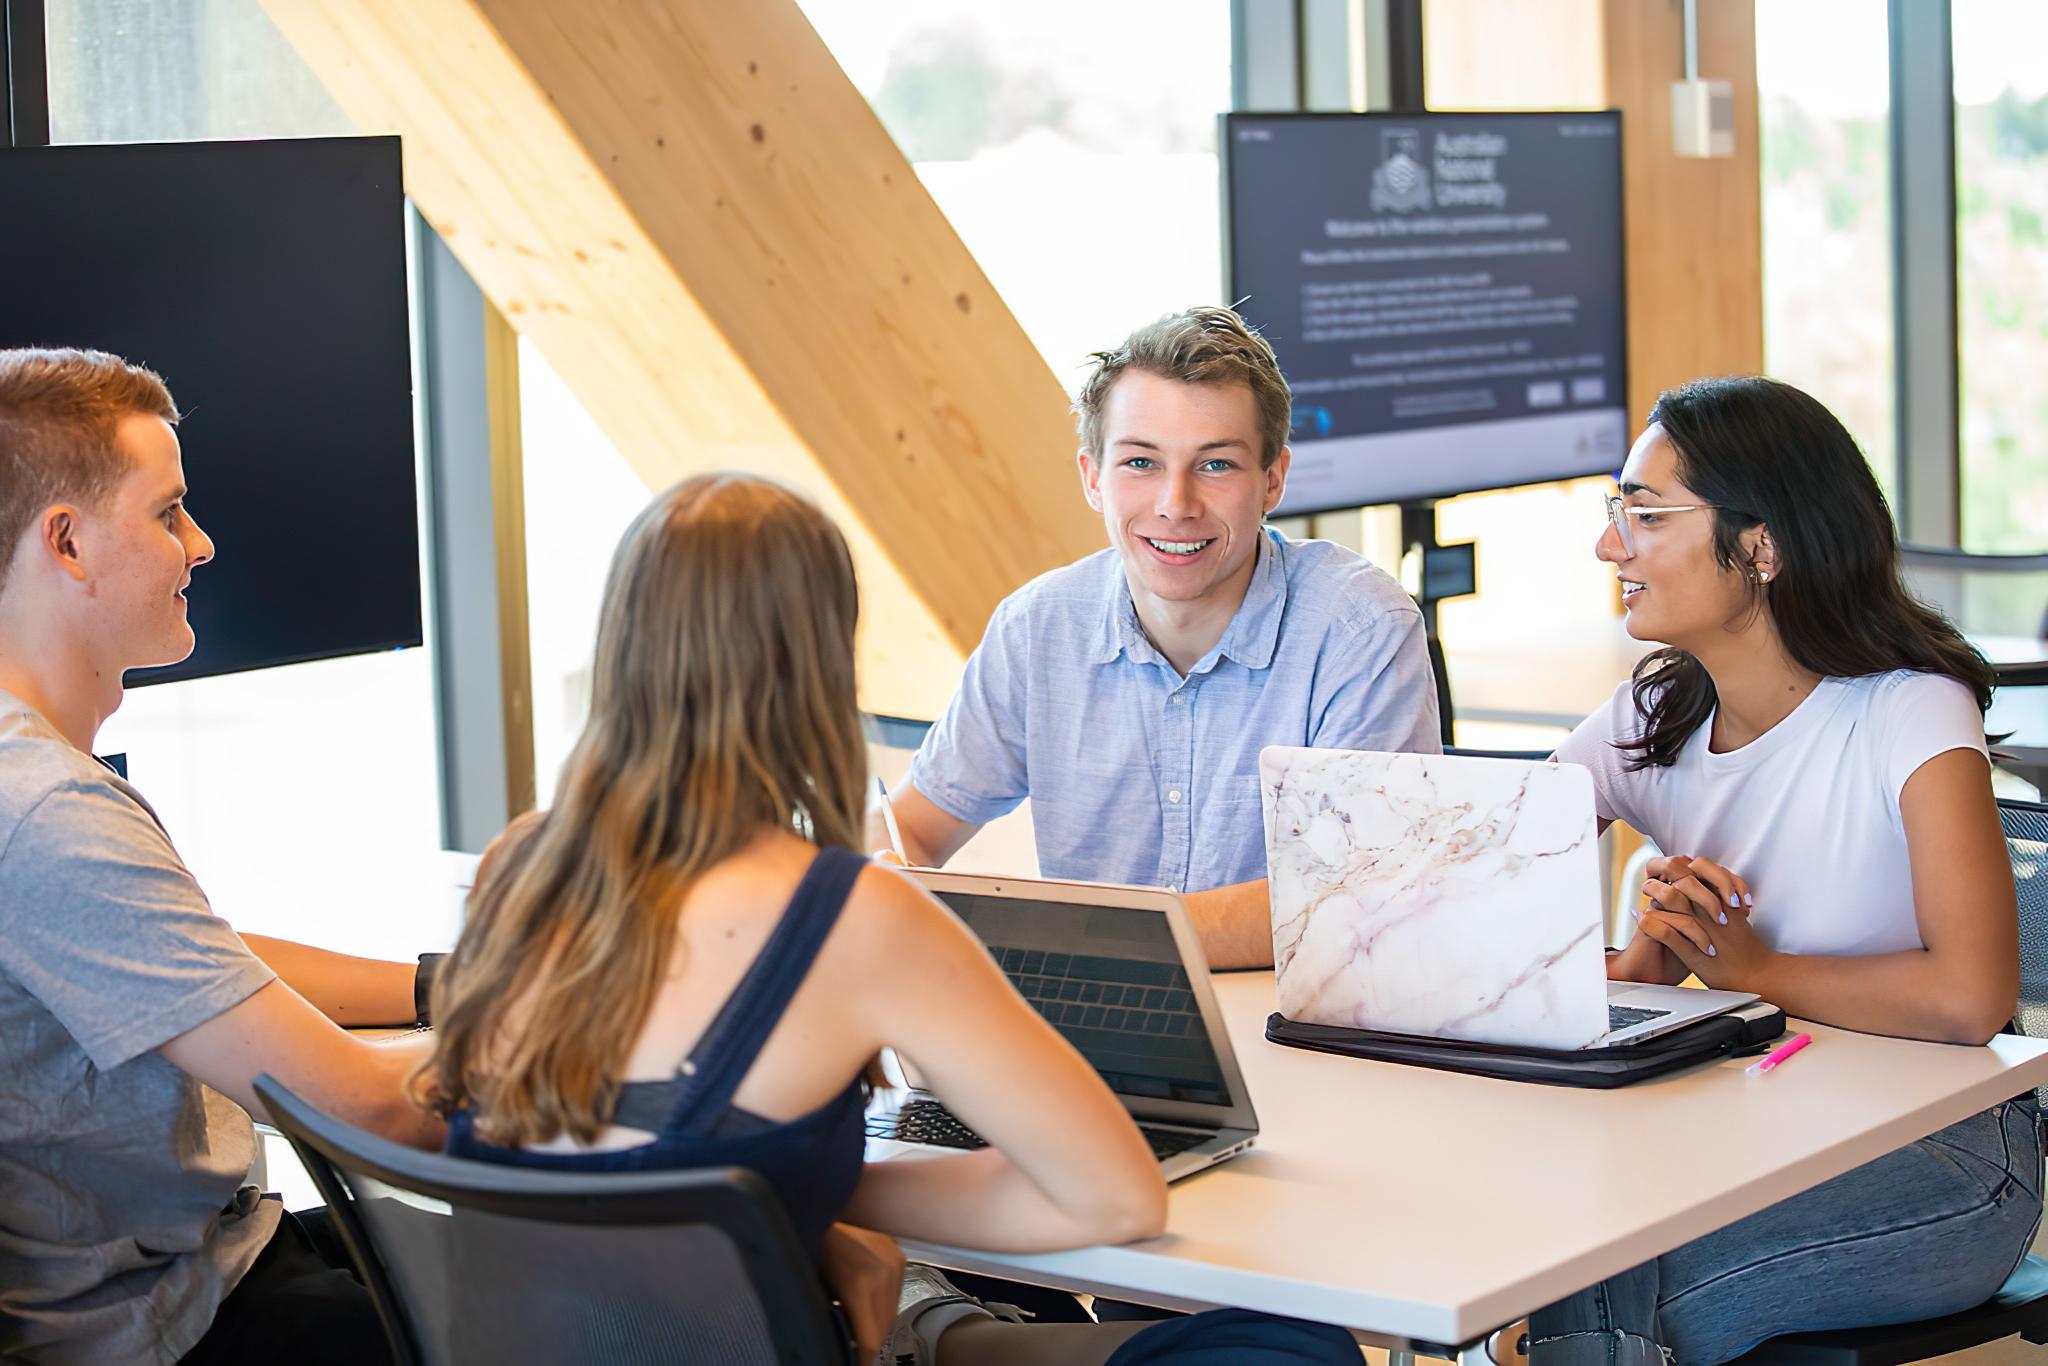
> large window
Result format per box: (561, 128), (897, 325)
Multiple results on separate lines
(1954, 0), (2048, 552)
(798, 0), (1232, 388)
(45, 0), (442, 960)
(46, 0), (351, 143)
(516, 341), (650, 807)
(1756, 0), (1895, 498)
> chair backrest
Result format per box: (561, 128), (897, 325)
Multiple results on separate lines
(253, 1075), (852, 1366)
(1900, 545), (2048, 642)
(2000, 800), (2048, 1106)
(1444, 746), (1554, 763)
(1425, 630), (1457, 747)
(861, 711), (933, 750)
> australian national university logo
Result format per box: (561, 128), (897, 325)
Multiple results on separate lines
(1369, 128), (1431, 212)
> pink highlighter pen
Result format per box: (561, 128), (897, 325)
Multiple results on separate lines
(1747, 1033), (1813, 1076)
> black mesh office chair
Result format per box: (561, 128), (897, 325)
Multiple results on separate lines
(252, 1075), (855, 1366)
(1727, 797), (2048, 1366)
(1899, 546), (2048, 662)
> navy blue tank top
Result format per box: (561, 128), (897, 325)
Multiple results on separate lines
(446, 846), (870, 1256)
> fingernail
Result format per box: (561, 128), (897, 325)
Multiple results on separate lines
(1718, 911), (1728, 924)
(1729, 892), (1740, 909)
(1629, 906), (1642, 922)
(1743, 893), (1754, 907)
(1707, 945), (1717, 957)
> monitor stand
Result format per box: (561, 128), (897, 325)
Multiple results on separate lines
(1400, 500), (1477, 638)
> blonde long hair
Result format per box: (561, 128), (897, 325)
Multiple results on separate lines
(419, 474), (868, 1146)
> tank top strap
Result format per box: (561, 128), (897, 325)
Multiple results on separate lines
(665, 844), (869, 1132)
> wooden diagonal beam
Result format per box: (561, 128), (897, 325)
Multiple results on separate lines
(261, 0), (1102, 714)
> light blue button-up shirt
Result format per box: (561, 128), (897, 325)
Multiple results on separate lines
(908, 528), (1441, 893)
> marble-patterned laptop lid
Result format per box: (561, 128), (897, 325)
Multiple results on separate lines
(1261, 746), (1609, 1051)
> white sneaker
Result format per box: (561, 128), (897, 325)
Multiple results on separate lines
(874, 1264), (1028, 1366)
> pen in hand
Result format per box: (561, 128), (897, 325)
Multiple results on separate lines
(873, 776), (908, 865)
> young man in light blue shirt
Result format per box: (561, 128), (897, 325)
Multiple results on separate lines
(886, 306), (1441, 968)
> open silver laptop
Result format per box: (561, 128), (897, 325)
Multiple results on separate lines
(1260, 746), (1757, 1050)
(864, 871), (1258, 1182)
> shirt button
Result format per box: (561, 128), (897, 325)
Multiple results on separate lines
(1168, 789), (1183, 803)
(1171, 695), (1186, 705)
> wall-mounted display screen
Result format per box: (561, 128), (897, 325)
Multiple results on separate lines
(0, 135), (420, 685)
(1223, 110), (1629, 514)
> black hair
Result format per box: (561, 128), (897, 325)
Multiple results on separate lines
(1618, 376), (1993, 770)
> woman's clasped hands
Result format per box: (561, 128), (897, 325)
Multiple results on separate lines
(1623, 853), (1778, 989)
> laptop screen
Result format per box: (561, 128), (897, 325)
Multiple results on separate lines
(932, 892), (1233, 1108)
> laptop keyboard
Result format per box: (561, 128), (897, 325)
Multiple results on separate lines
(1608, 1004), (1672, 1031)
(867, 1096), (1209, 1162)
(996, 946), (1205, 1043)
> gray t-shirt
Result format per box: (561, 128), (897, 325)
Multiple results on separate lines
(0, 691), (279, 1364)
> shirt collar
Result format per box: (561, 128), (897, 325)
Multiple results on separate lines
(1091, 528), (1290, 673)
(1211, 528), (1289, 670)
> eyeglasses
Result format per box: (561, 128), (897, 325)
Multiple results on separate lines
(1603, 495), (1716, 558)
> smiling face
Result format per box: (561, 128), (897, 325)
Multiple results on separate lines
(1598, 423), (1771, 649)
(81, 413), (214, 670)
(1077, 369), (1289, 619)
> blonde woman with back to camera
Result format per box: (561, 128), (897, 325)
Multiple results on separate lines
(417, 475), (1360, 1365)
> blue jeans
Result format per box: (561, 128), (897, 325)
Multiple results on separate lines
(1529, 1097), (2044, 1366)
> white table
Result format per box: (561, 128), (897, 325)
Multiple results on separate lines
(903, 972), (2048, 1352)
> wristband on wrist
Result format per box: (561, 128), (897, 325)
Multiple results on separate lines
(414, 953), (448, 1026)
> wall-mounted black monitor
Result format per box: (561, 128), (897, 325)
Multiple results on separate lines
(1223, 110), (1629, 515)
(0, 135), (421, 685)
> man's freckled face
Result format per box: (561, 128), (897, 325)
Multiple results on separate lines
(1081, 371), (1285, 610)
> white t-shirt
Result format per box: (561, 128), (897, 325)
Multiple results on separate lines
(1556, 669), (1989, 958)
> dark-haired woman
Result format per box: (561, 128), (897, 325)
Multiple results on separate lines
(1528, 377), (2041, 1365)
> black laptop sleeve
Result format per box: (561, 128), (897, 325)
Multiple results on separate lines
(1263, 1001), (1788, 1089)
